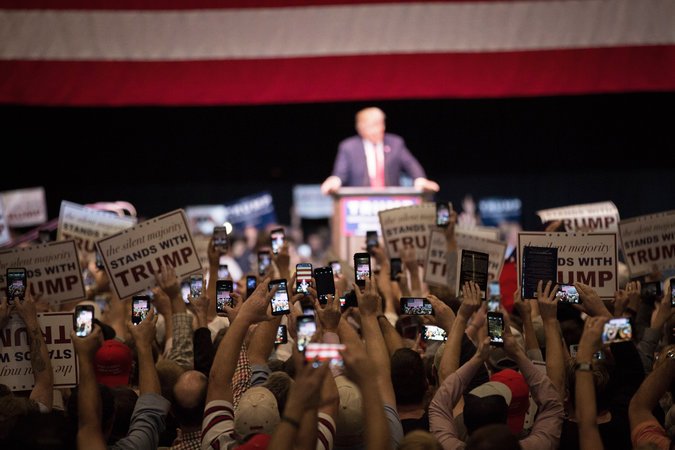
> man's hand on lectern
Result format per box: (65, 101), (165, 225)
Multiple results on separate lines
(321, 176), (342, 195)
(414, 177), (440, 192)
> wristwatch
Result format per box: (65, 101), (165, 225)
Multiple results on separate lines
(574, 362), (593, 372)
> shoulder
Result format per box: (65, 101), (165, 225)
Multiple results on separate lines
(338, 135), (362, 150)
(384, 133), (405, 148)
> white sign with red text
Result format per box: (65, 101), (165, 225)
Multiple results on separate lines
(379, 203), (436, 264)
(517, 232), (618, 299)
(57, 200), (137, 260)
(0, 312), (78, 391)
(0, 186), (48, 227)
(536, 201), (620, 233)
(618, 210), (675, 277)
(0, 240), (85, 304)
(96, 209), (202, 299)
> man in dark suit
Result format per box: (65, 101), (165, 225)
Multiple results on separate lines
(321, 107), (440, 194)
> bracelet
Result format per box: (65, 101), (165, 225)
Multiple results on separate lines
(281, 414), (300, 429)
(574, 362), (593, 372)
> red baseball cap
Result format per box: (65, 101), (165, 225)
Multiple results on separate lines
(94, 339), (132, 387)
(490, 369), (530, 434)
(234, 433), (271, 449)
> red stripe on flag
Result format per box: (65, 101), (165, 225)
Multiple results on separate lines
(1, 46), (673, 106)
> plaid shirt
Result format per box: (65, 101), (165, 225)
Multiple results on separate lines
(232, 343), (252, 410)
(170, 429), (202, 450)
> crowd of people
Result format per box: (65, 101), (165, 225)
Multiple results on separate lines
(0, 209), (674, 450)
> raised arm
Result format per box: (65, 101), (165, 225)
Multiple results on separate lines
(14, 285), (53, 410)
(536, 280), (566, 399)
(71, 324), (107, 450)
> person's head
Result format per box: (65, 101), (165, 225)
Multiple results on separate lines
(2, 409), (76, 450)
(334, 375), (365, 446)
(172, 370), (208, 431)
(565, 357), (611, 413)
(466, 423), (521, 450)
(94, 339), (133, 388)
(0, 386), (41, 440)
(398, 429), (443, 449)
(462, 381), (511, 435)
(262, 371), (293, 415)
(391, 348), (428, 406)
(66, 384), (116, 439)
(489, 369), (530, 435)
(156, 358), (187, 403)
(355, 107), (386, 144)
(233, 386), (280, 443)
(109, 386), (139, 442)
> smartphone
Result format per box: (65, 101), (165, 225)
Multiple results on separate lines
(74, 304), (95, 337)
(38, 229), (51, 243)
(269, 279), (290, 315)
(436, 202), (451, 227)
(296, 263), (313, 294)
(354, 252), (371, 287)
(602, 317), (632, 344)
(400, 297), (433, 315)
(218, 264), (230, 279)
(270, 227), (285, 254)
(6, 268), (27, 304)
(275, 325), (288, 344)
(488, 281), (500, 298)
(329, 261), (342, 277)
(487, 297), (501, 312)
(670, 281), (675, 307)
(246, 275), (257, 298)
(487, 311), (505, 346)
(132, 295), (150, 326)
(366, 231), (378, 253)
(569, 344), (603, 360)
(423, 325), (447, 341)
(296, 315), (317, 352)
(213, 226), (229, 252)
(313, 266), (335, 304)
(641, 281), (662, 301)
(258, 251), (271, 276)
(181, 281), (191, 304)
(190, 274), (204, 298)
(558, 284), (580, 304)
(342, 290), (358, 309)
(302, 305), (315, 317)
(95, 250), (104, 270)
(304, 343), (345, 369)
(216, 279), (233, 313)
(390, 257), (402, 281)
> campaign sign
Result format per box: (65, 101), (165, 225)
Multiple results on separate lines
(0, 186), (48, 227)
(456, 225), (500, 241)
(342, 196), (419, 237)
(424, 230), (507, 288)
(536, 201), (620, 233)
(293, 185), (333, 219)
(379, 203), (436, 263)
(57, 200), (137, 259)
(618, 210), (675, 277)
(224, 191), (277, 232)
(517, 232), (618, 299)
(184, 205), (227, 236)
(0, 198), (10, 246)
(0, 240), (85, 304)
(0, 312), (78, 390)
(96, 209), (202, 299)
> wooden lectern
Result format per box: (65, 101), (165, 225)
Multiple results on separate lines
(330, 187), (433, 264)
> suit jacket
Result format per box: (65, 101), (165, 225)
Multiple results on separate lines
(331, 133), (427, 187)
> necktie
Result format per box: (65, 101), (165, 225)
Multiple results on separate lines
(371, 144), (385, 188)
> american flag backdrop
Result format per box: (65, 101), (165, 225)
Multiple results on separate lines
(0, 0), (673, 106)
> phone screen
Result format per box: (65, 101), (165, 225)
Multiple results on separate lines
(258, 252), (271, 276)
(354, 253), (371, 286)
(329, 261), (342, 277)
(269, 279), (290, 315)
(218, 264), (229, 279)
(390, 258), (402, 281)
(216, 280), (233, 313)
(487, 297), (501, 312)
(641, 281), (662, 300)
(296, 263), (313, 294)
(6, 268), (27, 303)
(190, 274), (204, 298)
(487, 312), (505, 346)
(366, 231), (378, 252)
(181, 281), (190, 304)
(671, 283), (675, 307)
(246, 276), (257, 297)
(423, 325), (447, 341)
(296, 315), (316, 351)
(270, 228), (285, 254)
(400, 297), (432, 315)
(313, 266), (335, 304)
(132, 296), (150, 325)
(75, 306), (94, 337)
(488, 281), (500, 298)
(95, 250), (104, 270)
(213, 227), (229, 252)
(436, 202), (450, 227)
(304, 343), (345, 369)
(602, 318), (632, 344)
(558, 284), (580, 304)
(275, 325), (287, 344)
